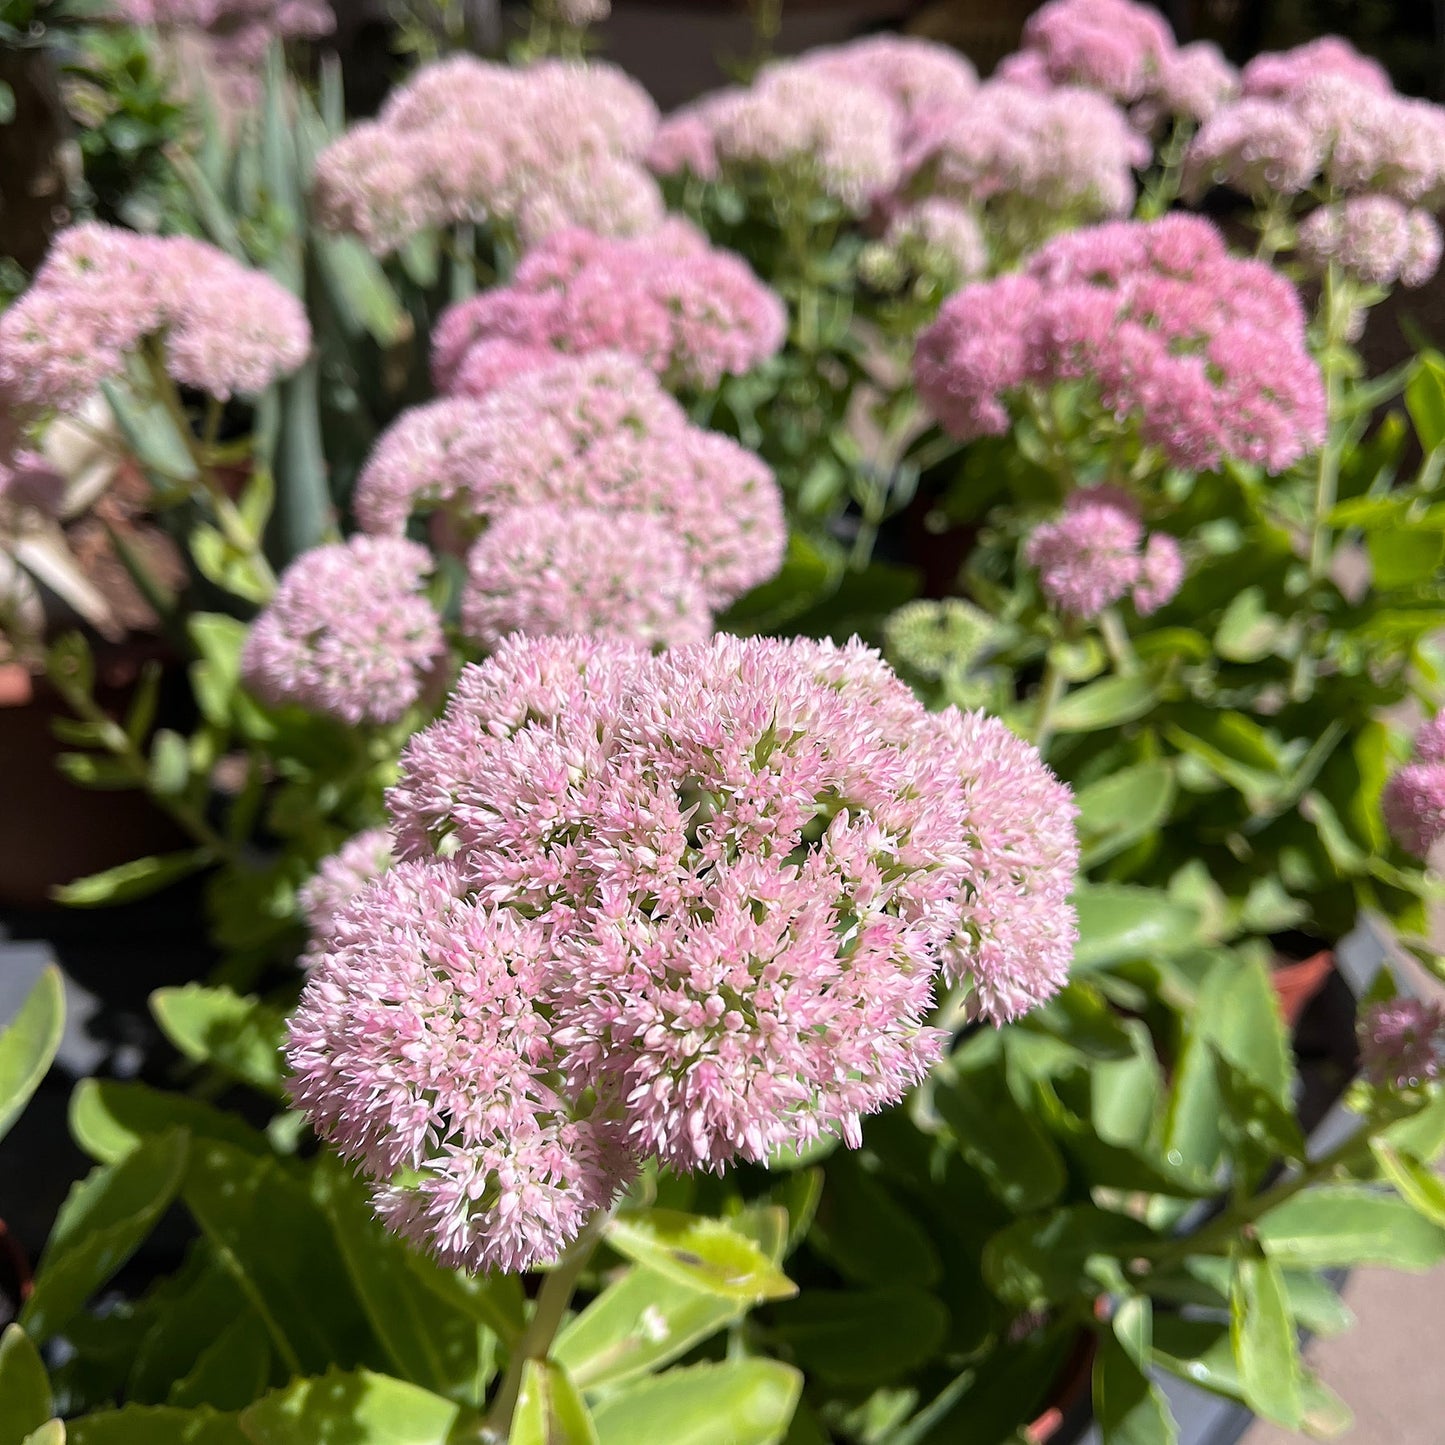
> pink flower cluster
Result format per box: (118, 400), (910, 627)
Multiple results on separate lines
(1383, 714), (1445, 859)
(1297, 196), (1443, 289)
(462, 506), (712, 652)
(1024, 488), (1183, 620)
(1357, 998), (1444, 1090)
(354, 353), (785, 644)
(901, 81), (1149, 225)
(313, 57), (661, 254)
(867, 200), (988, 289)
(241, 536), (445, 725)
(287, 633), (1079, 1271)
(0, 223), (309, 415)
(1001, 0), (1237, 124)
(112, 0), (333, 65)
(914, 215), (1327, 474)
(1186, 38), (1445, 207)
(430, 221), (786, 396)
(300, 828), (395, 936)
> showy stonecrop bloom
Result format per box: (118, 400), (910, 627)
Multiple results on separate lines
(430, 221), (786, 396)
(0, 223), (309, 415)
(914, 215), (1326, 474)
(1357, 998), (1445, 1090)
(1008, 0), (1173, 103)
(241, 536), (445, 726)
(860, 200), (988, 294)
(1383, 713), (1445, 860)
(299, 828), (396, 937)
(460, 505), (712, 652)
(288, 634), (1079, 1273)
(1023, 487), (1184, 620)
(899, 81), (1148, 244)
(313, 57), (661, 254)
(1297, 197), (1443, 290)
(354, 352), (785, 611)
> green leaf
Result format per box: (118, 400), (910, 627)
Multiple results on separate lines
(806, 1153), (940, 1288)
(53, 851), (212, 908)
(181, 1140), (377, 1376)
(312, 1159), (494, 1405)
(513, 1360), (598, 1445)
(605, 1210), (796, 1303)
(1370, 1140), (1445, 1226)
(933, 1061), (1065, 1213)
(1214, 587), (1284, 663)
(554, 1265), (743, 1391)
(721, 532), (841, 634)
(188, 614), (249, 729)
(69, 1079), (269, 1167)
(0, 1325), (52, 1445)
(1230, 1248), (1302, 1428)
(1405, 351), (1445, 451)
(20, 1424), (64, 1445)
(1195, 953), (1294, 1107)
(982, 1205), (1156, 1309)
(101, 379), (198, 487)
(1383, 1089), (1445, 1164)
(1160, 1031), (1225, 1183)
(590, 1360), (801, 1445)
(314, 236), (413, 348)
(151, 986), (287, 1097)
(1368, 528), (1445, 590)
(0, 966), (64, 1145)
(1050, 675), (1160, 733)
(1093, 1333), (1177, 1445)
(766, 1287), (947, 1387)
(67, 1406), (246, 1444)
(237, 1369), (461, 1444)
(1148, 1259), (1353, 1338)
(1071, 885), (1200, 971)
(1256, 1186), (1445, 1270)
(22, 1131), (189, 1342)
(168, 1311), (271, 1411)
(1076, 763), (1176, 867)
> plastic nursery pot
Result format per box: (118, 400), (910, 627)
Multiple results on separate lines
(0, 647), (188, 910)
(1271, 949), (1336, 1030)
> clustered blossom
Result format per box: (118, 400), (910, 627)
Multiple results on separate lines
(915, 215), (1327, 474)
(1000, 0), (1238, 125)
(1186, 39), (1445, 207)
(461, 506), (711, 652)
(1357, 998), (1445, 1090)
(901, 81), (1149, 227)
(1297, 197), (1443, 289)
(0, 223), (308, 414)
(790, 34), (979, 125)
(1024, 488), (1182, 620)
(430, 221), (786, 396)
(1383, 713), (1445, 859)
(287, 633), (1079, 1271)
(313, 57), (661, 254)
(299, 828), (395, 937)
(354, 352), (785, 623)
(112, 0), (333, 65)
(241, 536), (445, 726)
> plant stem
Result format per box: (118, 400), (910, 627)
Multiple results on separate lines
(1032, 651), (1068, 758)
(480, 1206), (613, 1441)
(1309, 262), (1347, 583)
(1098, 608), (1138, 675)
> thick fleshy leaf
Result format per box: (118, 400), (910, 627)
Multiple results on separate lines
(65, 1406), (245, 1444)
(806, 1154), (940, 1288)
(1370, 1141), (1445, 1226)
(982, 1205), (1156, 1309)
(1255, 1186), (1445, 1271)
(590, 1360), (801, 1445)
(151, 987), (287, 1097)
(553, 1268), (742, 1390)
(0, 1325), (52, 1445)
(605, 1211), (796, 1302)
(766, 1287), (947, 1387)
(237, 1370), (459, 1444)
(1093, 1332), (1177, 1445)
(1076, 763), (1176, 867)
(1071, 886), (1200, 972)
(1230, 1249), (1302, 1429)
(0, 966), (63, 1146)
(1049, 675), (1160, 733)
(69, 1079), (270, 1167)
(167, 1314), (271, 1412)
(22, 1131), (188, 1342)
(512, 1360), (598, 1445)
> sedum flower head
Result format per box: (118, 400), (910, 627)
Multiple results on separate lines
(0, 224), (308, 414)
(241, 536), (444, 726)
(1015, 0), (1174, 103)
(290, 635), (1078, 1270)
(791, 34), (978, 124)
(871, 200), (988, 291)
(1384, 714), (1445, 859)
(1357, 998), (1444, 1090)
(915, 215), (1325, 474)
(1297, 197), (1443, 289)
(1024, 488), (1144, 619)
(1132, 532), (1185, 616)
(300, 828), (395, 937)
(460, 505), (712, 652)
(431, 220), (785, 396)
(885, 598), (995, 680)
(354, 353), (785, 611)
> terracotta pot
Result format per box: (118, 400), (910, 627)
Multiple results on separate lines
(0, 649), (189, 911)
(1271, 950), (1335, 1030)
